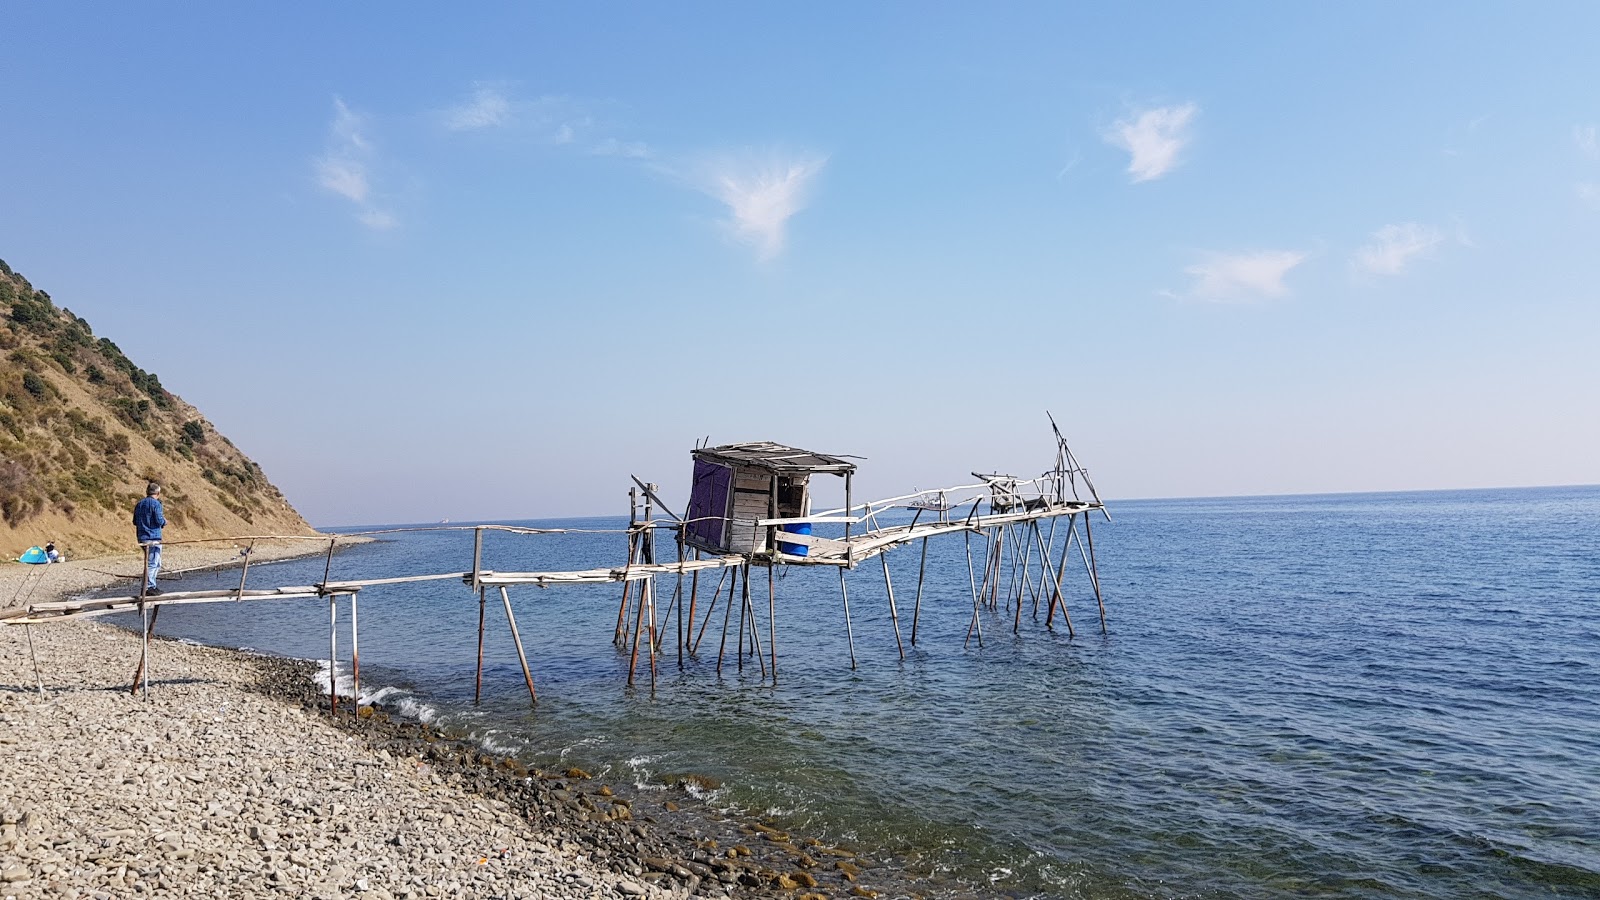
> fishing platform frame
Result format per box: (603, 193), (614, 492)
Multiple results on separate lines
(6, 417), (1108, 710)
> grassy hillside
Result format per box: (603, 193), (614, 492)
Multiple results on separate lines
(0, 258), (315, 558)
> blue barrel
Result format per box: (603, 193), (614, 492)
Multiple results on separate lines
(777, 522), (812, 556)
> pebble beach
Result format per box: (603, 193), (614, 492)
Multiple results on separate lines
(0, 550), (890, 900)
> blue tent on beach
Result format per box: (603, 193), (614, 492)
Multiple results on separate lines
(17, 546), (48, 564)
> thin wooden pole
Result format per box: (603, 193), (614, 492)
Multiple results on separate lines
(235, 539), (256, 601)
(350, 590), (361, 708)
(693, 564), (730, 656)
(674, 534), (686, 668)
(1084, 513), (1108, 634)
(767, 563), (778, 682)
(716, 565), (737, 675)
(328, 594), (338, 716)
(1038, 520), (1075, 638)
(881, 552), (906, 660)
(964, 529), (984, 649)
(139, 601), (151, 699)
(736, 564), (747, 670)
(499, 586), (537, 703)
(838, 567), (857, 669)
(741, 564), (766, 677)
(1050, 515), (1078, 635)
(615, 489), (638, 646)
(129, 604), (161, 695)
(685, 547), (702, 656)
(628, 574), (649, 686)
(25, 624), (45, 696)
(644, 577), (659, 692)
(321, 537), (336, 589)
(475, 586), (487, 703)
(910, 536), (929, 646)
(470, 526), (483, 592)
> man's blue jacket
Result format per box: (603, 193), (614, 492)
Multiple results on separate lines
(133, 497), (166, 543)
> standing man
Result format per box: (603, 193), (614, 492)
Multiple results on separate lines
(133, 482), (166, 596)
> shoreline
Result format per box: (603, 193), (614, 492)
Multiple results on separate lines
(1, 556), (910, 899)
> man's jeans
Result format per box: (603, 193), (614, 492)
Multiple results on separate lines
(142, 542), (162, 591)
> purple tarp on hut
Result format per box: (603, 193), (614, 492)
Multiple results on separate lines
(686, 459), (732, 550)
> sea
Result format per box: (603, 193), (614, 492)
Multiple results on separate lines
(108, 485), (1600, 899)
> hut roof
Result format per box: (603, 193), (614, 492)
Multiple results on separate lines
(693, 442), (857, 475)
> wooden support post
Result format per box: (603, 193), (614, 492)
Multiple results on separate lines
(350, 590), (361, 708)
(628, 574), (649, 686)
(767, 563), (778, 682)
(644, 576), (659, 693)
(910, 536), (929, 646)
(674, 533), (686, 668)
(838, 567), (857, 670)
(129, 604), (161, 696)
(471, 526), (483, 592)
(328, 593), (338, 716)
(499, 586), (537, 704)
(736, 564), (747, 671)
(693, 564), (729, 656)
(1084, 513), (1108, 634)
(25, 624), (46, 696)
(685, 547), (702, 656)
(235, 539), (256, 601)
(988, 527), (1005, 609)
(843, 473), (854, 568)
(322, 537), (337, 590)
(475, 586), (487, 703)
(1050, 515), (1078, 635)
(964, 529), (985, 649)
(716, 565), (737, 675)
(615, 488), (638, 646)
(881, 552), (906, 660)
(1038, 521), (1075, 638)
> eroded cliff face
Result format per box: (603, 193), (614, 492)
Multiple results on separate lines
(0, 258), (315, 557)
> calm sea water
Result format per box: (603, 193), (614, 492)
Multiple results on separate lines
(116, 486), (1600, 898)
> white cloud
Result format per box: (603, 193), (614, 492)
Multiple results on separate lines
(1578, 183), (1600, 209)
(1184, 250), (1306, 301)
(1104, 103), (1198, 183)
(444, 84), (511, 131)
(698, 153), (827, 261)
(1576, 125), (1599, 160)
(314, 97), (396, 230)
(1352, 222), (1444, 275)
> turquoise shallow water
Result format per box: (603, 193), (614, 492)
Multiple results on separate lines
(120, 486), (1600, 898)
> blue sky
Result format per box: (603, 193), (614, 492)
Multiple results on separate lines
(3, 3), (1597, 525)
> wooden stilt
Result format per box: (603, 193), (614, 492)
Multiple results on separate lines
(628, 574), (649, 686)
(25, 624), (45, 696)
(328, 594), (338, 715)
(475, 586), (487, 703)
(235, 539), (256, 601)
(767, 563), (778, 682)
(910, 536), (929, 646)
(674, 535), (686, 668)
(1039, 521), (1075, 638)
(615, 489), (638, 646)
(685, 547), (702, 656)
(644, 577), (659, 693)
(838, 567), (857, 669)
(693, 564), (730, 656)
(881, 552), (905, 660)
(1084, 513), (1108, 633)
(716, 565), (737, 675)
(129, 604), (161, 696)
(350, 591), (361, 708)
(964, 529), (984, 649)
(736, 564), (747, 671)
(499, 586), (537, 703)
(743, 565), (766, 677)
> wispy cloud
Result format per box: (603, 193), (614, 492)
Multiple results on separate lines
(1576, 124), (1599, 160)
(444, 83), (511, 131)
(1104, 103), (1199, 183)
(1183, 250), (1306, 301)
(1578, 183), (1600, 210)
(695, 152), (827, 261)
(1352, 222), (1444, 275)
(315, 97), (396, 229)
(592, 137), (651, 159)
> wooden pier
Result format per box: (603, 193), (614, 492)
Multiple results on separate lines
(7, 418), (1109, 709)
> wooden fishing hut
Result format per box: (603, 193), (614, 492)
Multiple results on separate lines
(682, 442), (856, 561)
